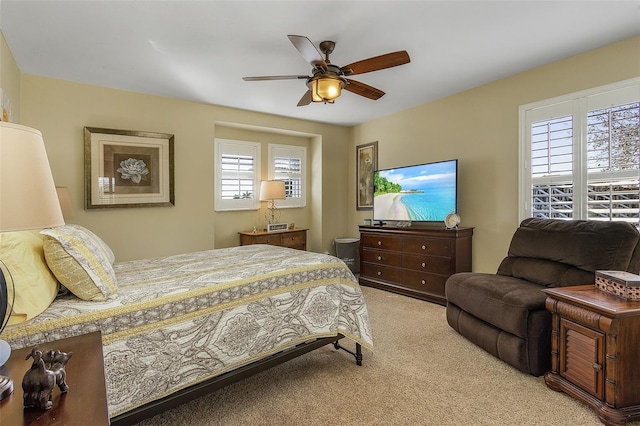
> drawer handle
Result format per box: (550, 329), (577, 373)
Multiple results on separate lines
(377, 256), (382, 261)
(378, 241), (382, 246)
(421, 262), (426, 268)
(592, 363), (602, 372)
(377, 271), (382, 276)
(422, 245), (427, 250)
(421, 279), (426, 285)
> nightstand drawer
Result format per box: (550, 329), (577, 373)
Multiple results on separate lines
(282, 231), (305, 246)
(250, 234), (282, 245)
(239, 228), (308, 251)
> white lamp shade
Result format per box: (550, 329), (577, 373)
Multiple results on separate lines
(0, 122), (65, 231)
(56, 186), (74, 220)
(259, 180), (286, 201)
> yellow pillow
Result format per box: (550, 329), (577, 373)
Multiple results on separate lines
(41, 226), (118, 301)
(0, 230), (59, 325)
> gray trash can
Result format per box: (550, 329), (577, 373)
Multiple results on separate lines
(334, 237), (360, 274)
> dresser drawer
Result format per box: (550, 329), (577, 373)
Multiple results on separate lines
(239, 228), (308, 251)
(249, 234), (283, 245)
(361, 263), (401, 283)
(362, 249), (402, 267)
(403, 237), (451, 257)
(401, 270), (447, 296)
(282, 231), (306, 248)
(361, 233), (402, 251)
(402, 254), (451, 275)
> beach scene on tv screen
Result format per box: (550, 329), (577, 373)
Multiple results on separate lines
(374, 161), (457, 221)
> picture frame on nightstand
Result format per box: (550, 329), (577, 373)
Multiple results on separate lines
(267, 223), (288, 232)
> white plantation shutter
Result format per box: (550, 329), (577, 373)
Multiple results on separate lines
(269, 144), (306, 208)
(520, 79), (639, 228)
(586, 102), (639, 223)
(530, 114), (575, 219)
(220, 153), (255, 199)
(214, 139), (261, 211)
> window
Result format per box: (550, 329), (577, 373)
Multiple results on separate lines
(214, 139), (261, 211)
(520, 79), (639, 228)
(268, 144), (307, 208)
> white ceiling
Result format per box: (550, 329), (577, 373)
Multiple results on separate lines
(1, 1), (639, 126)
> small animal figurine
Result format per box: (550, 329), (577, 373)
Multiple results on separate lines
(21, 346), (55, 410)
(21, 346), (73, 410)
(42, 349), (73, 393)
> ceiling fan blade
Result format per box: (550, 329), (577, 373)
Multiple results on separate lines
(341, 51), (410, 76)
(344, 79), (385, 100)
(287, 35), (327, 71)
(297, 90), (312, 107)
(243, 75), (308, 81)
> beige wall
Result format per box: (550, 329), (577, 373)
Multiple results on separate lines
(20, 76), (351, 261)
(350, 36), (640, 273)
(8, 29), (640, 268)
(0, 30), (21, 123)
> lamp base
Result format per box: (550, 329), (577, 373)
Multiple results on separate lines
(0, 375), (13, 400)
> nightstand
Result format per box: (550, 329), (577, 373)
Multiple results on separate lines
(239, 228), (308, 251)
(543, 285), (640, 426)
(0, 331), (109, 426)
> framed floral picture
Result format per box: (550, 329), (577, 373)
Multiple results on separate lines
(84, 127), (174, 209)
(356, 141), (377, 210)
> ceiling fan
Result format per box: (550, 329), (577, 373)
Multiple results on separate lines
(243, 35), (410, 106)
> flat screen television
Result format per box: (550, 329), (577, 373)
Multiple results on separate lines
(373, 159), (458, 223)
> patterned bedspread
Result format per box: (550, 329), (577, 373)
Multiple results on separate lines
(3, 244), (372, 417)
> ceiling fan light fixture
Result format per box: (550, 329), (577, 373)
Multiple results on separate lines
(309, 76), (345, 103)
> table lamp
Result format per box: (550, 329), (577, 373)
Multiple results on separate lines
(259, 180), (286, 225)
(0, 122), (65, 400)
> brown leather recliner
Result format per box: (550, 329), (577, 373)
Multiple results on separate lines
(445, 218), (640, 376)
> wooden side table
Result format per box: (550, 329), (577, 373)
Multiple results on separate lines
(0, 331), (109, 426)
(543, 285), (640, 426)
(239, 228), (308, 251)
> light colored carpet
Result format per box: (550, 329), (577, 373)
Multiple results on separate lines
(136, 286), (639, 425)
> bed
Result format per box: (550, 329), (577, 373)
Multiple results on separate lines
(1, 225), (372, 425)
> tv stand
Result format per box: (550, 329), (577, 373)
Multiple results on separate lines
(374, 220), (387, 226)
(359, 225), (473, 305)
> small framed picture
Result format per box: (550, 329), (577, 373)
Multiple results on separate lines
(356, 141), (377, 210)
(267, 223), (289, 232)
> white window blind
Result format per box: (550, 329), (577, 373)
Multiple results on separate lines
(268, 144), (306, 208)
(214, 139), (261, 211)
(520, 78), (639, 228)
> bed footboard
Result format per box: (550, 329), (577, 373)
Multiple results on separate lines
(110, 334), (361, 426)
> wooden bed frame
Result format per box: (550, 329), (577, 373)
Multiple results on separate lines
(111, 334), (362, 425)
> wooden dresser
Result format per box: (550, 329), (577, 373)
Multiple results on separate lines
(358, 225), (473, 305)
(239, 228), (308, 251)
(543, 285), (640, 426)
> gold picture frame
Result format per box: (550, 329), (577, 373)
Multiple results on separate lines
(84, 127), (174, 209)
(356, 141), (378, 210)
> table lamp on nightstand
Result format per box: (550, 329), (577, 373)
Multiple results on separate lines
(0, 122), (66, 400)
(259, 180), (286, 225)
